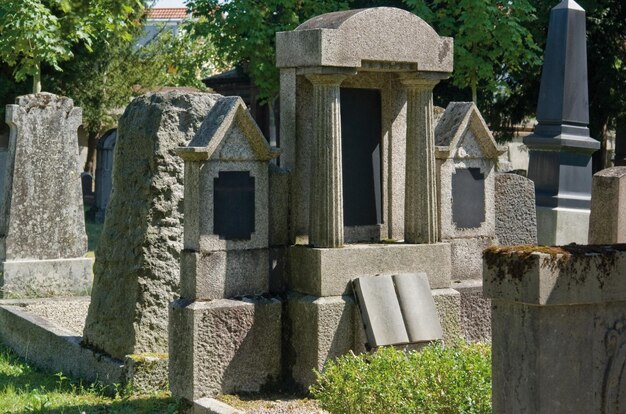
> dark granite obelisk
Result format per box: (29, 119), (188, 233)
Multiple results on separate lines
(524, 0), (599, 245)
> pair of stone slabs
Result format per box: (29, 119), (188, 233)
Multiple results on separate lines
(353, 273), (442, 348)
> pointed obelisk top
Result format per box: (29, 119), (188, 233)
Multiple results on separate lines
(554, 0), (584, 11)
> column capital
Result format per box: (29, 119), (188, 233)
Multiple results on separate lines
(398, 72), (447, 89)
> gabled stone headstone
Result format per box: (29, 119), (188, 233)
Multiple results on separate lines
(0, 93), (91, 298)
(435, 102), (505, 280)
(170, 96), (281, 403)
(83, 92), (220, 360)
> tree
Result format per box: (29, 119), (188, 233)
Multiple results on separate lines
(404, 0), (541, 105)
(0, 0), (143, 93)
(187, 0), (349, 103)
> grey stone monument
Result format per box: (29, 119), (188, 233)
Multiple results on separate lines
(83, 92), (220, 360)
(94, 128), (116, 223)
(0, 93), (92, 298)
(524, 0), (600, 245)
(588, 167), (626, 244)
(276, 7), (459, 388)
(435, 102), (506, 281)
(170, 96), (281, 403)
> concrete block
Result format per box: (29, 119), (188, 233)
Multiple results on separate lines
(169, 297), (282, 401)
(432, 288), (461, 342)
(452, 279), (491, 342)
(124, 353), (169, 394)
(589, 167), (626, 244)
(180, 249), (269, 300)
(0, 258), (93, 298)
(289, 243), (451, 296)
(484, 245), (626, 305)
(536, 205), (590, 246)
(448, 237), (495, 281)
(0, 302), (125, 385)
(285, 293), (355, 389)
(193, 398), (243, 414)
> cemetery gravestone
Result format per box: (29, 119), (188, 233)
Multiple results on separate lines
(435, 102), (505, 281)
(588, 167), (626, 244)
(94, 128), (117, 223)
(83, 91), (220, 360)
(170, 96), (281, 402)
(0, 93), (91, 297)
(524, 0), (599, 245)
(495, 173), (538, 246)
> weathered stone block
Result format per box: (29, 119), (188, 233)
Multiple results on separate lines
(180, 249), (269, 300)
(432, 288), (461, 342)
(449, 237), (495, 281)
(1, 258), (92, 298)
(452, 279), (491, 343)
(589, 167), (626, 244)
(288, 243), (451, 296)
(286, 293), (355, 389)
(83, 92), (220, 360)
(485, 245), (626, 413)
(169, 297), (282, 401)
(1, 93), (90, 297)
(495, 172), (537, 245)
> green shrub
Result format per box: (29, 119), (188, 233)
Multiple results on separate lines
(310, 342), (491, 414)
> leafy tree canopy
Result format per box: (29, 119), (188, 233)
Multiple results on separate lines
(0, 0), (143, 92)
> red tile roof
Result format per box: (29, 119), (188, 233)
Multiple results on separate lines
(147, 8), (189, 20)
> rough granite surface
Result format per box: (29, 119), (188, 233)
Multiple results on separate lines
(83, 92), (221, 360)
(495, 173), (537, 245)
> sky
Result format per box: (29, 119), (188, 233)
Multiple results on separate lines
(152, 0), (186, 7)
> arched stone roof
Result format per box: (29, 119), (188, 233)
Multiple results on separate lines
(276, 7), (453, 73)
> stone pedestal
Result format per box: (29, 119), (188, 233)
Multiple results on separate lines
(169, 298), (282, 400)
(536, 205), (591, 246)
(1, 93), (91, 298)
(484, 245), (626, 413)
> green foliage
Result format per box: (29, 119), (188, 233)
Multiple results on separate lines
(187, 0), (349, 102)
(404, 0), (541, 104)
(0, 0), (144, 92)
(310, 342), (492, 414)
(0, 343), (181, 413)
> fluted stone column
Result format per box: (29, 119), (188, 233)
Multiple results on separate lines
(402, 77), (439, 244)
(306, 73), (346, 248)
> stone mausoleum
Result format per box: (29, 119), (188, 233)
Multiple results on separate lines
(169, 7), (508, 406)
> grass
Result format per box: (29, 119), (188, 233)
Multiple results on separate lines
(0, 344), (180, 413)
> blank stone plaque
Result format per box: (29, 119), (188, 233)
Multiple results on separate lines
(214, 171), (255, 240)
(452, 167), (485, 229)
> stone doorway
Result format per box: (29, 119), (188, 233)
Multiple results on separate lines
(341, 87), (382, 229)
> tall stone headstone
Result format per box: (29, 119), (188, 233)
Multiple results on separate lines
(588, 167), (626, 244)
(83, 92), (220, 360)
(495, 173), (538, 246)
(524, 0), (600, 245)
(0, 93), (91, 298)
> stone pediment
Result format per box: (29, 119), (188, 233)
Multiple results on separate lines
(177, 96), (279, 162)
(276, 7), (453, 73)
(435, 102), (505, 160)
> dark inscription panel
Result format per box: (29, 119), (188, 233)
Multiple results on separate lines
(214, 171), (255, 240)
(340, 88), (382, 226)
(452, 167), (485, 229)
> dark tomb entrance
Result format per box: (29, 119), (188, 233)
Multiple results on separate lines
(340, 88), (382, 226)
(214, 171), (255, 240)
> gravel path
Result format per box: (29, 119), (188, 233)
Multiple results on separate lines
(219, 394), (328, 414)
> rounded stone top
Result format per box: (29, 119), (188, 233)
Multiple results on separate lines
(595, 166), (626, 178)
(276, 7), (453, 73)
